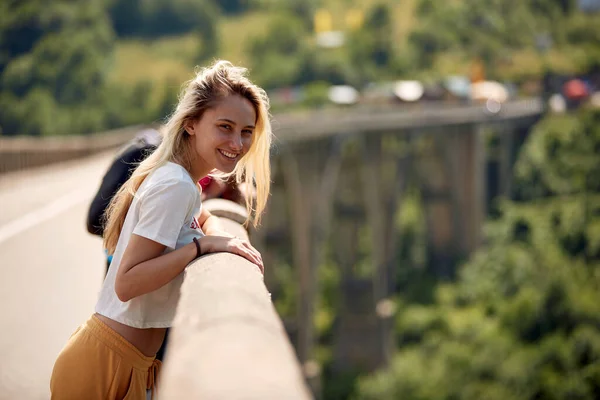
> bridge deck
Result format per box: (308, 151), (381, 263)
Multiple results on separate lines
(0, 153), (113, 399)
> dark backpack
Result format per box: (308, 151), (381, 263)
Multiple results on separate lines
(86, 131), (160, 237)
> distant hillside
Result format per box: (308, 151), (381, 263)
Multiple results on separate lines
(108, 0), (419, 109)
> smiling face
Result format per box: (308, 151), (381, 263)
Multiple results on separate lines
(185, 94), (257, 179)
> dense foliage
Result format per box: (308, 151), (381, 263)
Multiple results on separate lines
(0, 0), (114, 135)
(107, 0), (218, 58)
(410, 0), (600, 79)
(0, 0), (219, 136)
(2, 0), (600, 135)
(356, 109), (600, 400)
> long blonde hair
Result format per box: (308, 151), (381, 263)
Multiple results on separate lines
(103, 60), (272, 254)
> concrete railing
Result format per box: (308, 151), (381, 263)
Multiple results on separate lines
(0, 99), (545, 175)
(0, 125), (146, 174)
(274, 98), (544, 141)
(160, 198), (312, 399)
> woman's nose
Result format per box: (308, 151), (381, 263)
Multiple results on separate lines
(230, 132), (243, 151)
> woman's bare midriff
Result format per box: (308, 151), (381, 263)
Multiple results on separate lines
(95, 313), (166, 357)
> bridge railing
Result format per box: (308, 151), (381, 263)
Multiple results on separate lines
(0, 98), (544, 175)
(0, 125), (146, 174)
(160, 198), (312, 399)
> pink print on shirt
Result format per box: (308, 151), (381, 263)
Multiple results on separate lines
(190, 217), (200, 229)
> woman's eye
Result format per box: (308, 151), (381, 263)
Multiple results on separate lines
(220, 124), (232, 131)
(242, 129), (253, 135)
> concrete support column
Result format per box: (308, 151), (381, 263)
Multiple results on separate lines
(280, 138), (345, 397)
(331, 147), (376, 372)
(446, 125), (487, 256)
(417, 132), (455, 277)
(359, 133), (410, 367)
(469, 125), (487, 249)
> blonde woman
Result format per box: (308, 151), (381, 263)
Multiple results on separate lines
(50, 61), (271, 400)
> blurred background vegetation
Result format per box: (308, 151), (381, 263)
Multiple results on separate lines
(2, 0), (600, 136)
(2, 1), (600, 399)
(355, 108), (600, 399)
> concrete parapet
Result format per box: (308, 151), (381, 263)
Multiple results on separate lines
(0, 99), (543, 175)
(0, 125), (146, 174)
(159, 199), (312, 399)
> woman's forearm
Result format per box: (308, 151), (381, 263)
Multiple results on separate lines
(201, 214), (225, 236)
(116, 243), (197, 302)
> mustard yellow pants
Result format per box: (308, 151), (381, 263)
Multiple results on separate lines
(50, 314), (161, 400)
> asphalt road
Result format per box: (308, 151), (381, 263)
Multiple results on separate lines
(0, 152), (115, 400)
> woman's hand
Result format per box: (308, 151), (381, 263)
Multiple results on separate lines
(199, 235), (264, 274)
(205, 229), (236, 239)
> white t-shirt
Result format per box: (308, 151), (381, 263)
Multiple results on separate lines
(95, 162), (204, 328)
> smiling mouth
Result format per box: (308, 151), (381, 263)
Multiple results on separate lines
(218, 149), (239, 160)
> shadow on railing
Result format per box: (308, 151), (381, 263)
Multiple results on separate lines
(160, 198), (312, 399)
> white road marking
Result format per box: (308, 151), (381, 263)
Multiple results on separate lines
(0, 187), (93, 244)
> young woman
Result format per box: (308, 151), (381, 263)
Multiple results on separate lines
(50, 60), (272, 399)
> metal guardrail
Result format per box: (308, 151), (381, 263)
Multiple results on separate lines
(160, 199), (312, 399)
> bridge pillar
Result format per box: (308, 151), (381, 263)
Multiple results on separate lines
(445, 125), (487, 256)
(417, 132), (456, 276)
(358, 132), (412, 366)
(251, 160), (288, 310)
(417, 124), (487, 275)
(280, 137), (345, 397)
(465, 125), (487, 251)
(331, 143), (378, 373)
(497, 128), (515, 199)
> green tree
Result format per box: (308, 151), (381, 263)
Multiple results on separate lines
(409, 0), (600, 78)
(411, 0), (538, 73)
(107, 0), (220, 59)
(249, 0), (317, 27)
(346, 3), (395, 85)
(0, 0), (115, 135)
(218, 0), (250, 15)
(247, 12), (309, 89)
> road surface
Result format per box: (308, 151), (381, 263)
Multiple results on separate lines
(0, 152), (115, 400)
